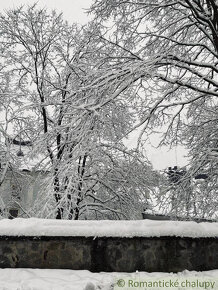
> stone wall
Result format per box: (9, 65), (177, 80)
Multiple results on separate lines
(0, 235), (217, 272)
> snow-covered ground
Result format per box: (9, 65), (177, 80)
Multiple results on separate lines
(0, 218), (217, 238)
(0, 268), (217, 290)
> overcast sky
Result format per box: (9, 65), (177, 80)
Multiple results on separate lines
(0, 0), (93, 24)
(0, 0), (188, 170)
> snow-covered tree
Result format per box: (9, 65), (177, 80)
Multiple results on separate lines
(0, 4), (156, 219)
(89, 0), (218, 218)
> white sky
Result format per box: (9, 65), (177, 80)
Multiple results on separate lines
(0, 0), (93, 24)
(124, 130), (188, 171)
(0, 0), (188, 170)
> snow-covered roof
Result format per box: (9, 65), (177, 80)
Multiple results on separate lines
(0, 143), (46, 171)
(0, 218), (217, 238)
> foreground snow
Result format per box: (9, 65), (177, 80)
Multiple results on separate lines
(0, 268), (217, 290)
(0, 218), (217, 238)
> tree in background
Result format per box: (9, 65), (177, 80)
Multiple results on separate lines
(0, 5), (156, 219)
(89, 0), (218, 219)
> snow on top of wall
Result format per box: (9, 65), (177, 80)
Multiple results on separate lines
(0, 218), (217, 238)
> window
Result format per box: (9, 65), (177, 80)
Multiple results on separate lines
(8, 209), (18, 219)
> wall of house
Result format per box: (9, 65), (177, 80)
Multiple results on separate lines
(0, 170), (45, 217)
(0, 236), (217, 272)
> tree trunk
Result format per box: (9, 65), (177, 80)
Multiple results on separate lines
(74, 154), (88, 220)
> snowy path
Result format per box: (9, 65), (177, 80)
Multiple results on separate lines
(0, 269), (217, 290)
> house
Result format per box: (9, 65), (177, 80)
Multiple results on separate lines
(0, 144), (45, 218)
